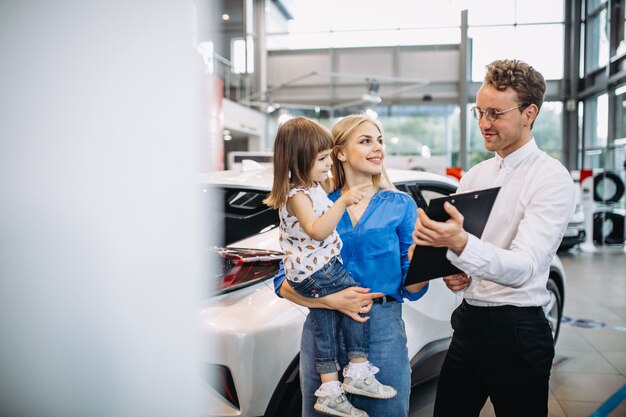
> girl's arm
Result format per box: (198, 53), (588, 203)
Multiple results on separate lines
(278, 279), (382, 322)
(288, 183), (371, 241)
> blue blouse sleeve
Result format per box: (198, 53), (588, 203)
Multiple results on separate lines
(398, 196), (418, 277)
(396, 195), (429, 301)
(401, 282), (429, 301)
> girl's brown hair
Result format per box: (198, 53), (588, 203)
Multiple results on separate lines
(330, 114), (395, 191)
(264, 117), (334, 208)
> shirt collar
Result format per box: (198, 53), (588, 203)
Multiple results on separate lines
(495, 137), (538, 173)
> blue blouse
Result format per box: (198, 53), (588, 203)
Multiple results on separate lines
(273, 188), (428, 302)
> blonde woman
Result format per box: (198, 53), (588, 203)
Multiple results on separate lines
(265, 117), (396, 417)
(275, 114), (428, 417)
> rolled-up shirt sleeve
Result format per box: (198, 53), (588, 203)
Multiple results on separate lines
(401, 282), (429, 301)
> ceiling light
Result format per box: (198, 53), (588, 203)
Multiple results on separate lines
(278, 113), (293, 125)
(365, 108), (378, 119)
(222, 14), (230, 21)
(362, 93), (382, 104)
(362, 79), (382, 104)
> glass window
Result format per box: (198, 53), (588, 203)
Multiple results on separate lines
(267, 27), (461, 50)
(468, 101), (564, 167)
(464, 0), (516, 25)
(469, 24), (564, 81)
(516, 0), (564, 24)
(617, 2), (626, 57)
(268, 0), (565, 53)
(582, 94), (609, 168)
(314, 104), (459, 174)
(580, 22), (586, 78)
(596, 93), (609, 148)
(232, 38), (254, 74)
(587, 0), (608, 13)
(533, 102), (564, 160)
(585, 8), (610, 72)
(286, 0), (460, 32)
(578, 103), (584, 168)
(379, 105), (459, 159)
(615, 84), (626, 141)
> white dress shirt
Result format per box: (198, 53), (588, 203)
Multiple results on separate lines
(447, 138), (576, 307)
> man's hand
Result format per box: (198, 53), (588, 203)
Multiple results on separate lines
(412, 202), (469, 255)
(442, 273), (470, 292)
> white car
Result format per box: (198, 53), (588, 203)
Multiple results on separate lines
(200, 167), (566, 417)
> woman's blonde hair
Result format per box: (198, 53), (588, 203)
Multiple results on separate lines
(330, 114), (395, 191)
(264, 117), (334, 208)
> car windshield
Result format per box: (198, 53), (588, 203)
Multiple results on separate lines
(202, 185), (279, 246)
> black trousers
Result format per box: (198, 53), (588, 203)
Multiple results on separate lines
(433, 300), (555, 417)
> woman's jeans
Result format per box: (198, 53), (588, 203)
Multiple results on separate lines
(290, 256), (368, 373)
(299, 299), (411, 417)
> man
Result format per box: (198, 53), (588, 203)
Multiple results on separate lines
(412, 59), (575, 417)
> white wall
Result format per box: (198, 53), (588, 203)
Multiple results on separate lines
(0, 2), (208, 416)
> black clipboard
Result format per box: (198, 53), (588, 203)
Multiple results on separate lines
(405, 186), (501, 284)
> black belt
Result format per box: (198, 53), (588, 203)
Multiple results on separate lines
(460, 300), (544, 318)
(372, 295), (398, 304)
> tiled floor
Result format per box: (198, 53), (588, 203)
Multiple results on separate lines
(409, 246), (626, 417)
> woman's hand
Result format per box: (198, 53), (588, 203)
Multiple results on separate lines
(279, 280), (383, 323)
(320, 287), (383, 322)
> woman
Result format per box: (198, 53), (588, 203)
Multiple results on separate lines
(274, 114), (428, 417)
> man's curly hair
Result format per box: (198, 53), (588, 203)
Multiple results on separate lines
(484, 59), (546, 116)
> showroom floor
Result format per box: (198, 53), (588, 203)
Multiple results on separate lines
(409, 246), (626, 417)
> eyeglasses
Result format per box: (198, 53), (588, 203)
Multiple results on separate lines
(470, 105), (522, 122)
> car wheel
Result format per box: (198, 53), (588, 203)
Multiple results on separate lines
(274, 381), (301, 417)
(266, 364), (302, 417)
(543, 278), (562, 343)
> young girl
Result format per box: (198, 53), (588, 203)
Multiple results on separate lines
(265, 117), (396, 417)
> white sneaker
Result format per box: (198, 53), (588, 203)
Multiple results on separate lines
(313, 394), (369, 417)
(342, 375), (397, 399)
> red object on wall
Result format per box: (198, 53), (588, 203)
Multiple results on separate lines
(446, 166), (463, 180)
(580, 169), (593, 185)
